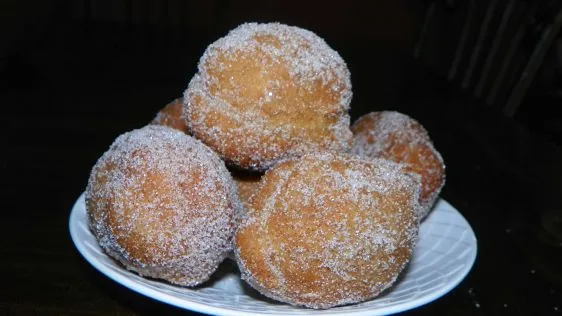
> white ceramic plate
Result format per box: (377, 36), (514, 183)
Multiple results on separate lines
(69, 193), (477, 315)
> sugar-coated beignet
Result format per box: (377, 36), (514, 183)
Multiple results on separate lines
(235, 152), (421, 308)
(230, 169), (263, 204)
(185, 22), (352, 171)
(150, 98), (189, 133)
(86, 125), (241, 286)
(352, 111), (445, 219)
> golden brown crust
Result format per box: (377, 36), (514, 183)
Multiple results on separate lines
(184, 23), (352, 171)
(351, 111), (446, 219)
(230, 169), (263, 204)
(150, 98), (189, 134)
(234, 152), (420, 308)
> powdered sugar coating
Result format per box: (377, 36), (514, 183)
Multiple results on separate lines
(184, 22), (353, 170)
(351, 111), (446, 220)
(234, 152), (421, 308)
(85, 125), (242, 286)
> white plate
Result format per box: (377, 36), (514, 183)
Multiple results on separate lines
(69, 193), (477, 316)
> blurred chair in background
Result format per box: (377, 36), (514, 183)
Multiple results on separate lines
(413, 0), (562, 117)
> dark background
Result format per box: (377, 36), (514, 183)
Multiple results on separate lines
(2, 0), (562, 147)
(1, 0), (562, 315)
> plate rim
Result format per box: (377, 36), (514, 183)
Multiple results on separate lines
(69, 193), (477, 316)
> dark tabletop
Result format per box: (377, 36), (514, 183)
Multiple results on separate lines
(2, 21), (562, 316)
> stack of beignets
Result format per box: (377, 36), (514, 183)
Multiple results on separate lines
(86, 22), (446, 310)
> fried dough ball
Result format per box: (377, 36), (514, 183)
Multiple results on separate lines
(150, 98), (189, 133)
(234, 152), (421, 308)
(185, 22), (353, 171)
(86, 125), (241, 286)
(351, 111), (445, 220)
(230, 169), (263, 203)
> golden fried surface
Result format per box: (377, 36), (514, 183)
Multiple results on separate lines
(150, 98), (189, 133)
(234, 152), (420, 308)
(86, 126), (241, 286)
(230, 169), (263, 203)
(351, 111), (446, 219)
(185, 23), (352, 171)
